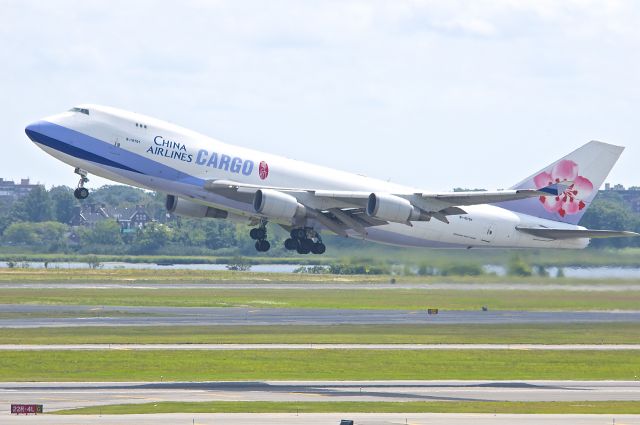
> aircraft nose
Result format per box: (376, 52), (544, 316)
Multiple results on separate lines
(25, 121), (43, 142)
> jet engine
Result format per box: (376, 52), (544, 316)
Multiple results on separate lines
(166, 195), (228, 219)
(253, 189), (306, 222)
(367, 193), (427, 224)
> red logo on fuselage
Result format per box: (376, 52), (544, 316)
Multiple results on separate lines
(259, 161), (269, 180)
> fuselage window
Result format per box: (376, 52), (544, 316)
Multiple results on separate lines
(69, 107), (89, 115)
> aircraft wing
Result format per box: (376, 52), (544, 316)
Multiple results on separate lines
(203, 179), (556, 236)
(516, 227), (640, 240)
(204, 180), (553, 209)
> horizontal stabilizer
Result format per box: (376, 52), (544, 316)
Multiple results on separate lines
(516, 227), (639, 240)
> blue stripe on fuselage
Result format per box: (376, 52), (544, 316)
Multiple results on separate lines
(25, 121), (204, 187)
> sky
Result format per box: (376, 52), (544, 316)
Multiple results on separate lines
(1, 0), (639, 191)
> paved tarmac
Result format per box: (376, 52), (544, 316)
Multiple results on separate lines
(1, 380), (639, 412)
(1, 343), (639, 351)
(2, 305), (640, 327)
(1, 413), (639, 424)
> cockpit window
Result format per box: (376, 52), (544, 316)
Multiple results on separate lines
(69, 107), (90, 115)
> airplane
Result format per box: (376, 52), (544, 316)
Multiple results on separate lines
(25, 104), (637, 255)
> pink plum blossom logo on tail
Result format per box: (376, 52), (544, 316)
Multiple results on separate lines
(533, 160), (593, 217)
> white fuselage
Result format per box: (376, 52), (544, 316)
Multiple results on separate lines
(26, 105), (587, 249)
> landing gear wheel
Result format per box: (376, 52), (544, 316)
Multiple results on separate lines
(290, 228), (307, 240)
(284, 238), (297, 250)
(289, 227), (326, 255)
(250, 228), (266, 240)
(255, 240), (270, 252)
(300, 238), (314, 252)
(251, 221), (270, 252)
(296, 244), (311, 255)
(311, 242), (326, 255)
(74, 187), (89, 200)
(73, 168), (90, 199)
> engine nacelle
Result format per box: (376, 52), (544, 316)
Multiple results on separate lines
(166, 195), (228, 219)
(253, 189), (305, 222)
(367, 193), (424, 224)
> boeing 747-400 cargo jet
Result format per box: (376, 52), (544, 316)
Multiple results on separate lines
(25, 105), (637, 254)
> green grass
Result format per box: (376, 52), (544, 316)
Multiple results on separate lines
(1, 350), (639, 381)
(0, 268), (352, 283)
(53, 400), (640, 415)
(1, 323), (639, 344)
(1, 268), (639, 285)
(0, 286), (638, 310)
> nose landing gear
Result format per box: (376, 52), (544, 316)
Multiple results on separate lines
(250, 221), (270, 252)
(285, 228), (326, 255)
(73, 168), (90, 200)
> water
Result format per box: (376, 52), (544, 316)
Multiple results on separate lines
(484, 265), (640, 279)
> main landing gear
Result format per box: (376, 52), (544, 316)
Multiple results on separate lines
(250, 224), (326, 255)
(73, 168), (90, 200)
(285, 228), (326, 255)
(249, 221), (271, 252)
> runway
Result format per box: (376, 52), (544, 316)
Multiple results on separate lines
(1, 380), (640, 412)
(2, 305), (640, 327)
(1, 413), (639, 425)
(1, 343), (639, 350)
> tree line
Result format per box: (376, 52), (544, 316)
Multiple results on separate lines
(0, 185), (276, 256)
(0, 184), (638, 255)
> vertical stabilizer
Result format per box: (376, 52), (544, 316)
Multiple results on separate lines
(496, 141), (624, 225)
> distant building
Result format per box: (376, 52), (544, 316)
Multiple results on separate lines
(69, 203), (110, 227)
(69, 203), (153, 232)
(110, 205), (152, 233)
(0, 178), (42, 203)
